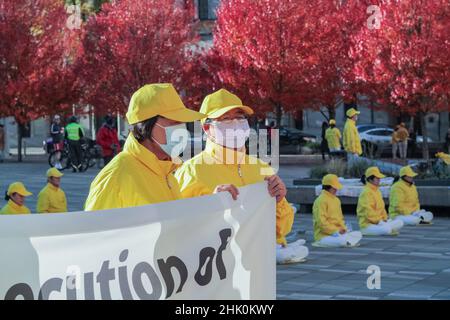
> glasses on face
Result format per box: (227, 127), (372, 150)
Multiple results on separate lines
(211, 116), (248, 125)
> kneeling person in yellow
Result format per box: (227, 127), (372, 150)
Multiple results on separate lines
(36, 168), (67, 213)
(312, 174), (362, 247)
(0, 182), (32, 214)
(389, 166), (433, 225)
(357, 167), (403, 236)
(175, 89), (308, 265)
(85, 84), (234, 211)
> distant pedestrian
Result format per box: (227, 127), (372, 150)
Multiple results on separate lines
(97, 115), (121, 166)
(445, 128), (450, 154)
(325, 119), (341, 157)
(396, 122), (409, 160)
(50, 115), (64, 169)
(343, 108), (362, 165)
(65, 116), (85, 172)
(321, 121), (329, 160)
(391, 125), (400, 160)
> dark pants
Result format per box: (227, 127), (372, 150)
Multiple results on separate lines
(68, 140), (82, 167)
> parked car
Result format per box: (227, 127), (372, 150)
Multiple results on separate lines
(360, 127), (434, 158)
(279, 127), (317, 145)
(357, 123), (390, 133)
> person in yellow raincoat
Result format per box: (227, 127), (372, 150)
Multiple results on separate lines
(357, 167), (404, 236)
(389, 166), (433, 225)
(325, 119), (341, 156)
(175, 89), (308, 265)
(36, 167), (67, 213)
(0, 182), (32, 214)
(85, 84), (234, 211)
(436, 152), (450, 165)
(343, 108), (362, 165)
(312, 174), (362, 247)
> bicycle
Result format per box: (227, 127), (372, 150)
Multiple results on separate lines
(48, 140), (91, 172)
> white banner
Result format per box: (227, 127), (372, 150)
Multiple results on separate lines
(0, 183), (275, 300)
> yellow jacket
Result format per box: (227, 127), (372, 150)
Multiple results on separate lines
(343, 119), (362, 155)
(175, 140), (294, 246)
(325, 127), (341, 149)
(312, 190), (346, 241)
(391, 131), (399, 144)
(85, 134), (181, 211)
(357, 183), (388, 229)
(0, 200), (31, 215)
(389, 180), (420, 219)
(36, 183), (68, 213)
(396, 127), (409, 141)
(436, 152), (450, 165)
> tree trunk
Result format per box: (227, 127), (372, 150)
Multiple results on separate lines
(276, 103), (282, 128)
(17, 123), (22, 162)
(419, 112), (429, 162)
(327, 106), (335, 120)
(294, 110), (303, 130)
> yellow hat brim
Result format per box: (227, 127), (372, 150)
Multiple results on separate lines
(373, 173), (386, 179)
(402, 170), (417, 178)
(347, 110), (361, 117)
(201, 105), (254, 124)
(162, 108), (207, 122)
(13, 190), (32, 197)
(49, 172), (63, 178)
(331, 181), (343, 190)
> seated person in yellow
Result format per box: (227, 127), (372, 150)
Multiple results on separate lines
(389, 166), (433, 225)
(0, 182), (32, 214)
(325, 119), (341, 153)
(357, 167), (404, 236)
(175, 89), (308, 265)
(85, 84), (232, 211)
(312, 174), (362, 247)
(37, 168), (67, 213)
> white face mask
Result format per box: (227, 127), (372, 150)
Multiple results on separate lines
(152, 123), (189, 158)
(210, 119), (250, 149)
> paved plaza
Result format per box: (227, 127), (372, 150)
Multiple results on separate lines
(1, 160), (450, 300)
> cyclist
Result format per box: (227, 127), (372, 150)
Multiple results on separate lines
(50, 115), (64, 169)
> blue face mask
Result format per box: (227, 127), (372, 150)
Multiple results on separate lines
(152, 123), (189, 158)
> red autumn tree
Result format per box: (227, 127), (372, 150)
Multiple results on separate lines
(0, 0), (81, 161)
(348, 0), (450, 160)
(204, 0), (370, 125)
(77, 0), (199, 116)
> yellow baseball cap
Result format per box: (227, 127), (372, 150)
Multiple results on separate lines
(399, 166), (417, 178)
(329, 119), (336, 125)
(7, 182), (32, 197)
(47, 167), (63, 178)
(200, 89), (254, 124)
(322, 174), (343, 190)
(365, 166), (386, 179)
(126, 83), (206, 125)
(346, 108), (360, 118)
